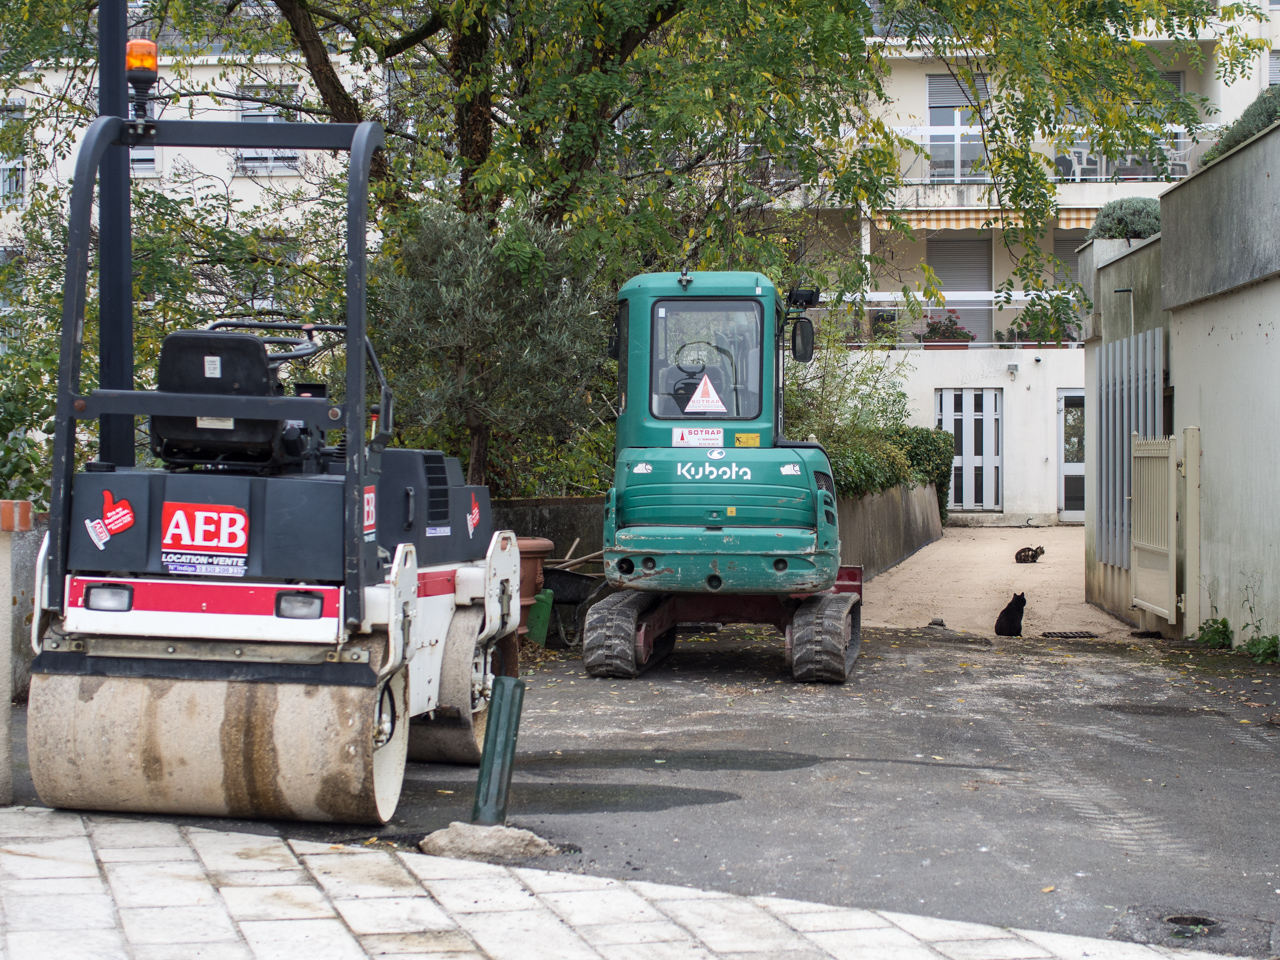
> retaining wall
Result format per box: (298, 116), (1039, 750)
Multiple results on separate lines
(493, 484), (942, 582)
(491, 497), (607, 560)
(837, 483), (942, 581)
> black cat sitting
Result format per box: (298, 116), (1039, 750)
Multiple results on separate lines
(995, 593), (1026, 637)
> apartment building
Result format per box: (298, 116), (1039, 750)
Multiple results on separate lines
(2, 11), (1278, 523)
(862, 29), (1280, 524)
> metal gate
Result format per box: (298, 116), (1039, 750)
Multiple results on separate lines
(1130, 427), (1201, 631)
(1097, 329), (1164, 568)
(1131, 435), (1176, 622)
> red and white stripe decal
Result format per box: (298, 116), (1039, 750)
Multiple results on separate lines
(67, 576), (341, 619)
(417, 570), (456, 598)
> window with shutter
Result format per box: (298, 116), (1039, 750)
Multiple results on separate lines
(1271, 51), (1280, 86)
(926, 239), (992, 341)
(926, 75), (989, 182)
(1053, 237), (1082, 285)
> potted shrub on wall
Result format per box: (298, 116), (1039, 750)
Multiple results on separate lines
(916, 311), (976, 349)
(1004, 312), (1081, 347)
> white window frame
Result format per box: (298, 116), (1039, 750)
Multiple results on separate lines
(237, 86), (301, 176)
(0, 246), (20, 355)
(926, 74), (989, 184)
(1, 101), (25, 208)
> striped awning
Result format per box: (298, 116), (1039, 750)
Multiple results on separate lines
(875, 207), (1099, 231)
(879, 208), (998, 230)
(1056, 208), (1098, 230)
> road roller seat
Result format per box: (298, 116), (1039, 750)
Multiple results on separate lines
(149, 330), (287, 469)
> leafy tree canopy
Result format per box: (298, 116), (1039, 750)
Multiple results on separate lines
(0, 0), (1267, 495)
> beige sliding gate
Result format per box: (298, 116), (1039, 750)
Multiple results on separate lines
(1130, 428), (1200, 630)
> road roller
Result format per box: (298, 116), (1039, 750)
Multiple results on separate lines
(26, 60), (520, 824)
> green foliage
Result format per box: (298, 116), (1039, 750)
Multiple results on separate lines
(880, 0), (1264, 340)
(784, 308), (913, 499)
(1085, 198), (1161, 241)
(1195, 617), (1234, 649)
(370, 202), (613, 488)
(886, 425), (955, 523)
(1199, 85), (1280, 167)
(1243, 634), (1280, 664)
(1, 0), (1269, 504)
(1006, 310), (1080, 343)
(825, 435), (912, 500)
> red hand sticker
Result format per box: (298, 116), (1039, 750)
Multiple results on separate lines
(101, 490), (136, 535)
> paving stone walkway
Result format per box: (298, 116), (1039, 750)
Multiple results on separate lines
(0, 806), (1242, 960)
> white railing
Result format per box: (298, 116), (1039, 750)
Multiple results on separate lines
(894, 128), (1216, 184)
(859, 291), (1084, 345)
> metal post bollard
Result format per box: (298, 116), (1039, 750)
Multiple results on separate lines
(471, 674), (526, 826)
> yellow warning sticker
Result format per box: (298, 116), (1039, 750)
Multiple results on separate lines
(727, 507), (737, 516)
(735, 433), (760, 447)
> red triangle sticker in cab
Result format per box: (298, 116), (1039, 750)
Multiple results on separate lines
(683, 374), (728, 413)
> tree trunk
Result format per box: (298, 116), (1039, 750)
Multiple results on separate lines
(450, 2), (493, 214)
(467, 421), (490, 487)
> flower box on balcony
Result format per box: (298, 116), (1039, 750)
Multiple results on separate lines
(922, 340), (971, 350)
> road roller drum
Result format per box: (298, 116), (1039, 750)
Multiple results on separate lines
(29, 668), (409, 823)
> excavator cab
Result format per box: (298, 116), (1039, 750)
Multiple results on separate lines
(585, 271), (863, 683)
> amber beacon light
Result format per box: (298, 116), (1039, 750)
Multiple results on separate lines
(125, 39), (158, 119)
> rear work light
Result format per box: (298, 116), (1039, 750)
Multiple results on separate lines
(85, 584), (133, 612)
(276, 592), (324, 620)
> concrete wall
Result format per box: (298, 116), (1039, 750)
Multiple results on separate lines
(892, 346), (1085, 525)
(492, 498), (607, 559)
(838, 482), (942, 581)
(1170, 273), (1280, 637)
(1162, 120), (1280, 312)
(495, 484), (941, 584)
(1083, 116), (1280, 640)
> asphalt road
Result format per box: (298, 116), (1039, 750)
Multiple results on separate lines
(12, 627), (1280, 955)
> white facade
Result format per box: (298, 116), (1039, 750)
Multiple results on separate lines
(896, 346), (1085, 526)
(1169, 275), (1280, 635)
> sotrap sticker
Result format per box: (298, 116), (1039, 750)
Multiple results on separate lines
(683, 375), (727, 413)
(672, 428), (723, 448)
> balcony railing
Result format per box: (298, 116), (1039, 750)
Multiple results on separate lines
(895, 128), (1218, 185)
(859, 292), (1083, 345)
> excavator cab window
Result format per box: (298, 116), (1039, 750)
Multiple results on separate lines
(650, 299), (762, 419)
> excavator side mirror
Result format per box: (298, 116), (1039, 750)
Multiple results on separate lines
(791, 318), (814, 363)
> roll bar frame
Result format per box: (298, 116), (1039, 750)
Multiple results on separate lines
(46, 117), (387, 625)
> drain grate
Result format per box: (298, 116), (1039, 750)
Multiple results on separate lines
(1041, 631), (1098, 639)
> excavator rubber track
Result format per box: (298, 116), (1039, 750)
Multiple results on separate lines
(791, 593), (861, 683)
(583, 590), (662, 678)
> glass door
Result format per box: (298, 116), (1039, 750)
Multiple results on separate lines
(1059, 390), (1085, 522)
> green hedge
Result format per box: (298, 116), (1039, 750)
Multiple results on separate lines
(1085, 197), (1160, 241)
(825, 426), (955, 524)
(1199, 86), (1280, 168)
(887, 426), (955, 523)
(826, 435), (912, 500)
